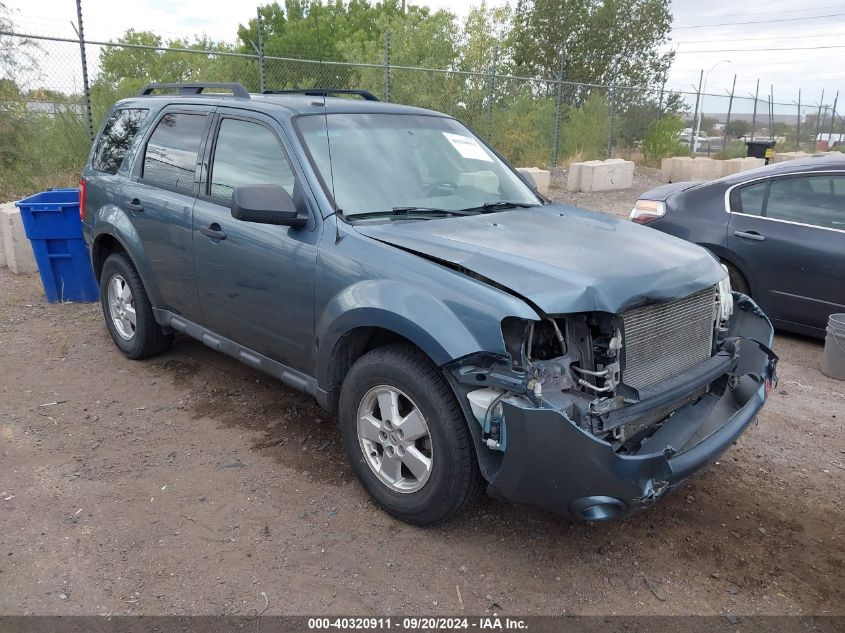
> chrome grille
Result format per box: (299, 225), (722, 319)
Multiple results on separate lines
(621, 287), (717, 391)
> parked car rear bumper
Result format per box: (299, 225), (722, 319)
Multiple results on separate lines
(485, 296), (777, 520)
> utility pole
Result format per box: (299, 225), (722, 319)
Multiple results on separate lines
(750, 78), (759, 141)
(814, 89), (825, 147)
(768, 85), (774, 140)
(829, 90), (839, 143)
(694, 60), (730, 152)
(796, 89), (801, 151)
(722, 74), (736, 153)
(690, 69), (703, 151)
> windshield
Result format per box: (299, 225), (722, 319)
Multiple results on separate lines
(296, 113), (540, 217)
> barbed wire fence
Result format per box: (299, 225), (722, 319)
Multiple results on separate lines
(2, 4), (844, 190)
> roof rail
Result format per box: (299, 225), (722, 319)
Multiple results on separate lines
(262, 88), (380, 102)
(137, 82), (251, 99)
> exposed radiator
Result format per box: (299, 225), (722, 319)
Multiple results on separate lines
(621, 286), (717, 391)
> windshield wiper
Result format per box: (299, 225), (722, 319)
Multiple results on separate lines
(350, 206), (474, 221)
(458, 201), (542, 213)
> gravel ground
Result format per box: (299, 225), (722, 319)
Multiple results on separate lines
(1, 174), (843, 617)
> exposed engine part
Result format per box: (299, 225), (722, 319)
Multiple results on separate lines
(454, 284), (736, 455)
(466, 388), (509, 451)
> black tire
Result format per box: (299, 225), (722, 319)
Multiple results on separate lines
(338, 344), (483, 526)
(99, 252), (173, 360)
(723, 261), (751, 297)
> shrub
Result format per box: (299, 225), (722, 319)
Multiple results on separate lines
(560, 93), (608, 162)
(641, 116), (687, 167)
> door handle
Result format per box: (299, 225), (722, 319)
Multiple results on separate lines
(126, 198), (144, 213)
(733, 230), (765, 242)
(199, 224), (227, 240)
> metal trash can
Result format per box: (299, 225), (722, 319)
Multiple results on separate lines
(745, 140), (776, 165)
(15, 188), (99, 303)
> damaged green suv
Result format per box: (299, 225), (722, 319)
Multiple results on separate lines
(82, 83), (777, 525)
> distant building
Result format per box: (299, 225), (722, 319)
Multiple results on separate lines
(815, 132), (844, 149)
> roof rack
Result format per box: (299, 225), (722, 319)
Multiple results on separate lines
(262, 88), (380, 102)
(136, 82), (251, 99)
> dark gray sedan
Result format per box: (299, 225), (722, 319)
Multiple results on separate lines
(632, 155), (845, 337)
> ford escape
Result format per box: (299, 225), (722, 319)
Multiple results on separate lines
(82, 83), (777, 525)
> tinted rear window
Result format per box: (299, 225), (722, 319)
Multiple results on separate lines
(142, 113), (207, 191)
(736, 181), (766, 216)
(92, 108), (148, 174)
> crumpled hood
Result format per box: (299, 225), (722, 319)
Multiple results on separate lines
(354, 204), (726, 315)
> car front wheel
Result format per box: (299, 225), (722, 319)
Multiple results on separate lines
(338, 344), (483, 525)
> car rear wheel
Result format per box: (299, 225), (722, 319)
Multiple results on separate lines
(100, 252), (173, 360)
(723, 261), (751, 296)
(338, 343), (483, 525)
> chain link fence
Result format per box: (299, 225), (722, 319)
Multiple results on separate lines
(2, 19), (844, 198)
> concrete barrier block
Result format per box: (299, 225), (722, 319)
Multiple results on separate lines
(687, 157), (723, 182)
(738, 157), (766, 171)
(660, 157), (673, 182)
(719, 158), (747, 178)
(771, 151), (812, 163)
(565, 162), (584, 192)
(0, 203), (37, 274)
(575, 160), (605, 192)
(568, 159), (634, 192)
(516, 167), (551, 195)
(661, 156), (692, 182)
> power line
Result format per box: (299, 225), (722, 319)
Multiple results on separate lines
(674, 3), (845, 22)
(673, 12), (845, 29)
(675, 43), (845, 53)
(675, 31), (845, 45)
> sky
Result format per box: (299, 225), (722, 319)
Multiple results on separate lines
(5, 0), (845, 116)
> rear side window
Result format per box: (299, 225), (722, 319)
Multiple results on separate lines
(209, 118), (296, 202)
(766, 175), (845, 230)
(92, 108), (148, 174)
(734, 181), (766, 216)
(142, 113), (207, 191)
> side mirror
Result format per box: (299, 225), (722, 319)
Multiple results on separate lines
(231, 184), (307, 228)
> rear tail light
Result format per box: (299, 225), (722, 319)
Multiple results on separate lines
(79, 178), (87, 221)
(629, 199), (666, 224)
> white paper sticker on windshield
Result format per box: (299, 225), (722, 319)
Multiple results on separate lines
(442, 132), (494, 162)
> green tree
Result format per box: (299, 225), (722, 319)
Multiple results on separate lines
(95, 30), (239, 96)
(510, 0), (673, 90)
(237, 1), (406, 61)
(725, 119), (750, 139)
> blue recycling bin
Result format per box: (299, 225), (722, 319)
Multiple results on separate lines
(15, 188), (99, 303)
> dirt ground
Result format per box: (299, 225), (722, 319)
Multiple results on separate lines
(1, 171), (843, 617)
